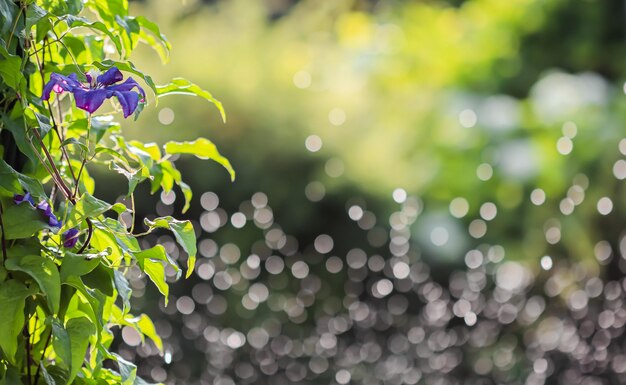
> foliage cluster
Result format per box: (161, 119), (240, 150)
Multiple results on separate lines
(0, 0), (231, 384)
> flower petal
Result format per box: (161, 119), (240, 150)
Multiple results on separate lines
(113, 91), (140, 118)
(97, 67), (123, 86)
(13, 193), (35, 206)
(62, 228), (80, 248)
(42, 73), (81, 100)
(74, 89), (111, 114)
(107, 77), (146, 100)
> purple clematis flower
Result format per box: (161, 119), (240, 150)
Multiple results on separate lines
(42, 67), (146, 118)
(14, 193), (35, 206)
(62, 228), (80, 248)
(36, 201), (62, 228)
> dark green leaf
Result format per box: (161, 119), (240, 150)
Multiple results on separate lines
(5, 255), (61, 314)
(34, 111), (53, 138)
(60, 251), (105, 282)
(0, 1), (17, 35)
(25, 3), (47, 33)
(1, 203), (50, 240)
(50, 318), (71, 371)
(0, 44), (27, 96)
(0, 280), (36, 363)
(0, 159), (21, 196)
(39, 363), (57, 385)
(66, 317), (95, 384)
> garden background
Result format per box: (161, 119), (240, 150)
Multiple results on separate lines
(95, 0), (626, 384)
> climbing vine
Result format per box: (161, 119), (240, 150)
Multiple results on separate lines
(0, 0), (232, 384)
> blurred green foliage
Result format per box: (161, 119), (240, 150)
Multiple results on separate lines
(100, 1), (626, 384)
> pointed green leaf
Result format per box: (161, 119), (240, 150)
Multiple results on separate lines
(136, 16), (171, 63)
(164, 138), (235, 181)
(66, 192), (112, 228)
(0, 280), (36, 363)
(6, 255), (61, 314)
(156, 78), (225, 122)
(113, 270), (131, 312)
(136, 314), (163, 352)
(111, 352), (137, 385)
(60, 251), (105, 282)
(50, 318), (71, 372)
(66, 317), (95, 384)
(144, 217), (197, 278)
(0, 159), (21, 196)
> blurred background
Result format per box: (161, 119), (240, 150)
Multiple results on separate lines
(97, 0), (626, 384)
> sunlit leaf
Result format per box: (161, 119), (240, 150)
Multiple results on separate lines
(164, 138), (235, 181)
(156, 78), (225, 122)
(144, 216), (197, 278)
(5, 255), (61, 314)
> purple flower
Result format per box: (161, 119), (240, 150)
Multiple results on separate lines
(42, 67), (146, 118)
(62, 228), (80, 248)
(14, 193), (35, 206)
(36, 201), (62, 228)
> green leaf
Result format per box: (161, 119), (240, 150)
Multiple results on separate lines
(86, 0), (128, 24)
(164, 138), (235, 181)
(0, 159), (21, 196)
(5, 255), (61, 314)
(67, 192), (112, 228)
(0, 159), (46, 199)
(0, 44), (27, 96)
(25, 4), (47, 33)
(115, 15), (140, 54)
(60, 251), (105, 282)
(134, 245), (177, 300)
(62, 16), (122, 56)
(111, 352), (137, 385)
(179, 181), (193, 214)
(144, 217), (197, 278)
(111, 163), (150, 196)
(50, 318), (71, 372)
(39, 363), (57, 385)
(66, 317), (95, 384)
(0, 1), (17, 35)
(40, 0), (83, 16)
(82, 264), (114, 297)
(61, 137), (88, 153)
(113, 270), (131, 312)
(63, 277), (105, 343)
(136, 16), (171, 63)
(1, 203), (50, 240)
(2, 106), (39, 164)
(135, 314), (163, 352)
(33, 111), (53, 138)
(0, 280), (36, 363)
(156, 78), (226, 122)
